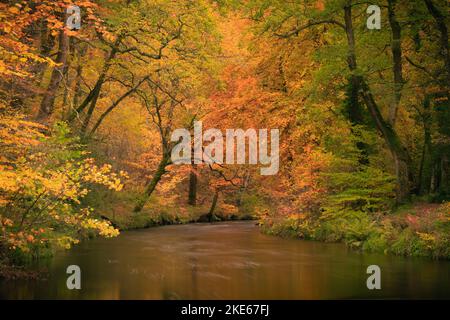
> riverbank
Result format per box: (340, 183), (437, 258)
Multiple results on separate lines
(106, 209), (256, 231)
(82, 188), (256, 231)
(260, 202), (450, 260)
(94, 191), (450, 260)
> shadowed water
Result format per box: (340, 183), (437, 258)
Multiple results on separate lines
(1, 221), (449, 299)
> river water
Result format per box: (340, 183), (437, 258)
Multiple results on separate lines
(1, 221), (449, 299)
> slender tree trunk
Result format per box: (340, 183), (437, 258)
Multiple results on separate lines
(133, 154), (171, 213)
(78, 45), (119, 135)
(188, 164), (197, 206)
(37, 28), (69, 119)
(278, 54), (288, 93)
(387, 0), (404, 126)
(418, 96), (433, 195)
(62, 61), (71, 120)
(72, 70), (82, 111)
(40, 24), (56, 71)
(80, 84), (103, 136)
(208, 191), (219, 219)
(68, 73), (104, 122)
(440, 154), (449, 195)
(71, 44), (87, 117)
(236, 171), (250, 207)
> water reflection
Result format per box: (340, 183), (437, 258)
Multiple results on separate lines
(1, 221), (449, 299)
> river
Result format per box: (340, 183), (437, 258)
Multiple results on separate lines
(1, 221), (449, 299)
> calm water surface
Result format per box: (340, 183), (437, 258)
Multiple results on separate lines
(1, 221), (449, 299)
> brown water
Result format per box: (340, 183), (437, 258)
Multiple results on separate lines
(1, 221), (449, 299)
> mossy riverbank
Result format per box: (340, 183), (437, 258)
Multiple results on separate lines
(260, 202), (450, 260)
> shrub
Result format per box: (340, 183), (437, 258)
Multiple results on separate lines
(0, 118), (122, 264)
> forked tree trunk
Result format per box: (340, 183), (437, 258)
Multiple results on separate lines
(88, 76), (150, 137)
(67, 41), (120, 124)
(343, 3), (412, 202)
(79, 83), (103, 136)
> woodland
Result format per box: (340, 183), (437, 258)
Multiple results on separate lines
(0, 0), (450, 276)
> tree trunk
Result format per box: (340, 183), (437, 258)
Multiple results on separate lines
(387, 0), (404, 126)
(62, 60), (71, 120)
(80, 83), (103, 136)
(208, 191), (219, 219)
(236, 170), (250, 207)
(72, 63), (82, 109)
(424, 0), (450, 89)
(418, 96), (433, 195)
(78, 44), (120, 135)
(188, 164), (197, 206)
(360, 79), (412, 202)
(88, 76), (149, 137)
(37, 28), (69, 119)
(133, 154), (171, 213)
(32, 20), (56, 82)
(70, 43), (87, 120)
(423, 0), (450, 197)
(440, 154), (449, 196)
